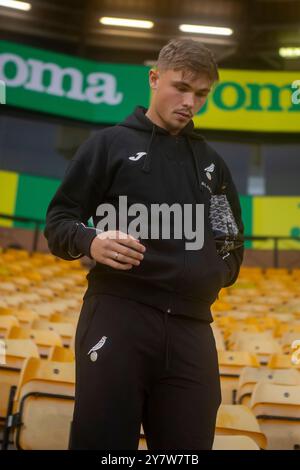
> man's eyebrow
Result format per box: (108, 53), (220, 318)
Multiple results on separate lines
(172, 80), (211, 93)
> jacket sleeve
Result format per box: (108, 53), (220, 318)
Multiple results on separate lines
(44, 132), (108, 260)
(218, 159), (245, 287)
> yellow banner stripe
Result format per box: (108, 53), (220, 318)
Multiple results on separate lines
(0, 170), (19, 227)
(253, 196), (300, 250)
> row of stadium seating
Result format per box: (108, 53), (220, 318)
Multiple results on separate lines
(1, 248), (300, 450)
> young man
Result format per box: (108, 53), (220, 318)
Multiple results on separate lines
(45, 38), (244, 450)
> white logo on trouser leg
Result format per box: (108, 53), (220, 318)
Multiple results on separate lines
(87, 336), (108, 362)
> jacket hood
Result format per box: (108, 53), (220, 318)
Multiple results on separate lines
(117, 105), (205, 188)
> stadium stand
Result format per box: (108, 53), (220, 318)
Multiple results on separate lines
(1, 248), (300, 450)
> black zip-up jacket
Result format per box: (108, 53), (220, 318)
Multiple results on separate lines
(44, 105), (244, 322)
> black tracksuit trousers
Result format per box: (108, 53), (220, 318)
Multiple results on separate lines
(69, 293), (222, 450)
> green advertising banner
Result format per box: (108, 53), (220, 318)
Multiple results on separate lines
(1, 40), (300, 131)
(0, 40), (150, 122)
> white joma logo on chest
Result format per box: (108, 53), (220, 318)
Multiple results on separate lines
(129, 152), (147, 161)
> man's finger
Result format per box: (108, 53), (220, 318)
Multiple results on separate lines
(116, 236), (146, 253)
(104, 256), (133, 270)
(105, 249), (140, 266)
(110, 241), (144, 261)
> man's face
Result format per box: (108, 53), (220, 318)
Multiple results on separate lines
(148, 68), (212, 134)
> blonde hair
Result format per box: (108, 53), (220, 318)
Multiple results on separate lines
(156, 38), (219, 83)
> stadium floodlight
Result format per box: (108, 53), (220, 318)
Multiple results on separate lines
(179, 24), (233, 36)
(0, 0), (31, 11)
(279, 47), (300, 58)
(99, 17), (154, 29)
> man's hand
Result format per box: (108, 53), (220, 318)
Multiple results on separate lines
(90, 230), (146, 270)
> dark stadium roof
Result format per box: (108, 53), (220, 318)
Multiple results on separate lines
(0, 0), (300, 70)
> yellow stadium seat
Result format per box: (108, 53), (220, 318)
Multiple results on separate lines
(17, 293), (41, 304)
(0, 300), (8, 309)
(48, 346), (75, 362)
(214, 316), (236, 333)
(5, 357), (75, 450)
(29, 303), (61, 319)
(228, 332), (282, 364)
(212, 434), (260, 450)
(237, 366), (300, 407)
(0, 339), (39, 429)
(50, 313), (78, 325)
(216, 404), (266, 449)
(42, 281), (67, 294)
(250, 382), (300, 449)
(217, 350), (259, 404)
(0, 309), (38, 329)
(1, 295), (24, 308)
(268, 353), (300, 370)
(31, 321), (75, 347)
(265, 268), (289, 276)
(8, 327), (62, 358)
(245, 316), (278, 331)
(272, 313), (294, 324)
(4, 249), (29, 260)
(136, 427), (261, 451)
(0, 282), (17, 294)
(51, 300), (77, 312)
(280, 332), (300, 355)
(0, 316), (19, 338)
(223, 324), (263, 343)
(275, 324), (300, 338)
(211, 300), (233, 312)
(32, 287), (55, 300)
(24, 272), (43, 283)
(235, 304), (271, 314)
(37, 267), (62, 279)
(13, 277), (32, 289)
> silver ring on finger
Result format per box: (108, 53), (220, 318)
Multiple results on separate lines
(114, 252), (119, 260)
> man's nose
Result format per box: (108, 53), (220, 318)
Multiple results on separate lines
(182, 92), (195, 110)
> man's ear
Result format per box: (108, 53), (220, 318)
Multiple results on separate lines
(149, 68), (159, 90)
